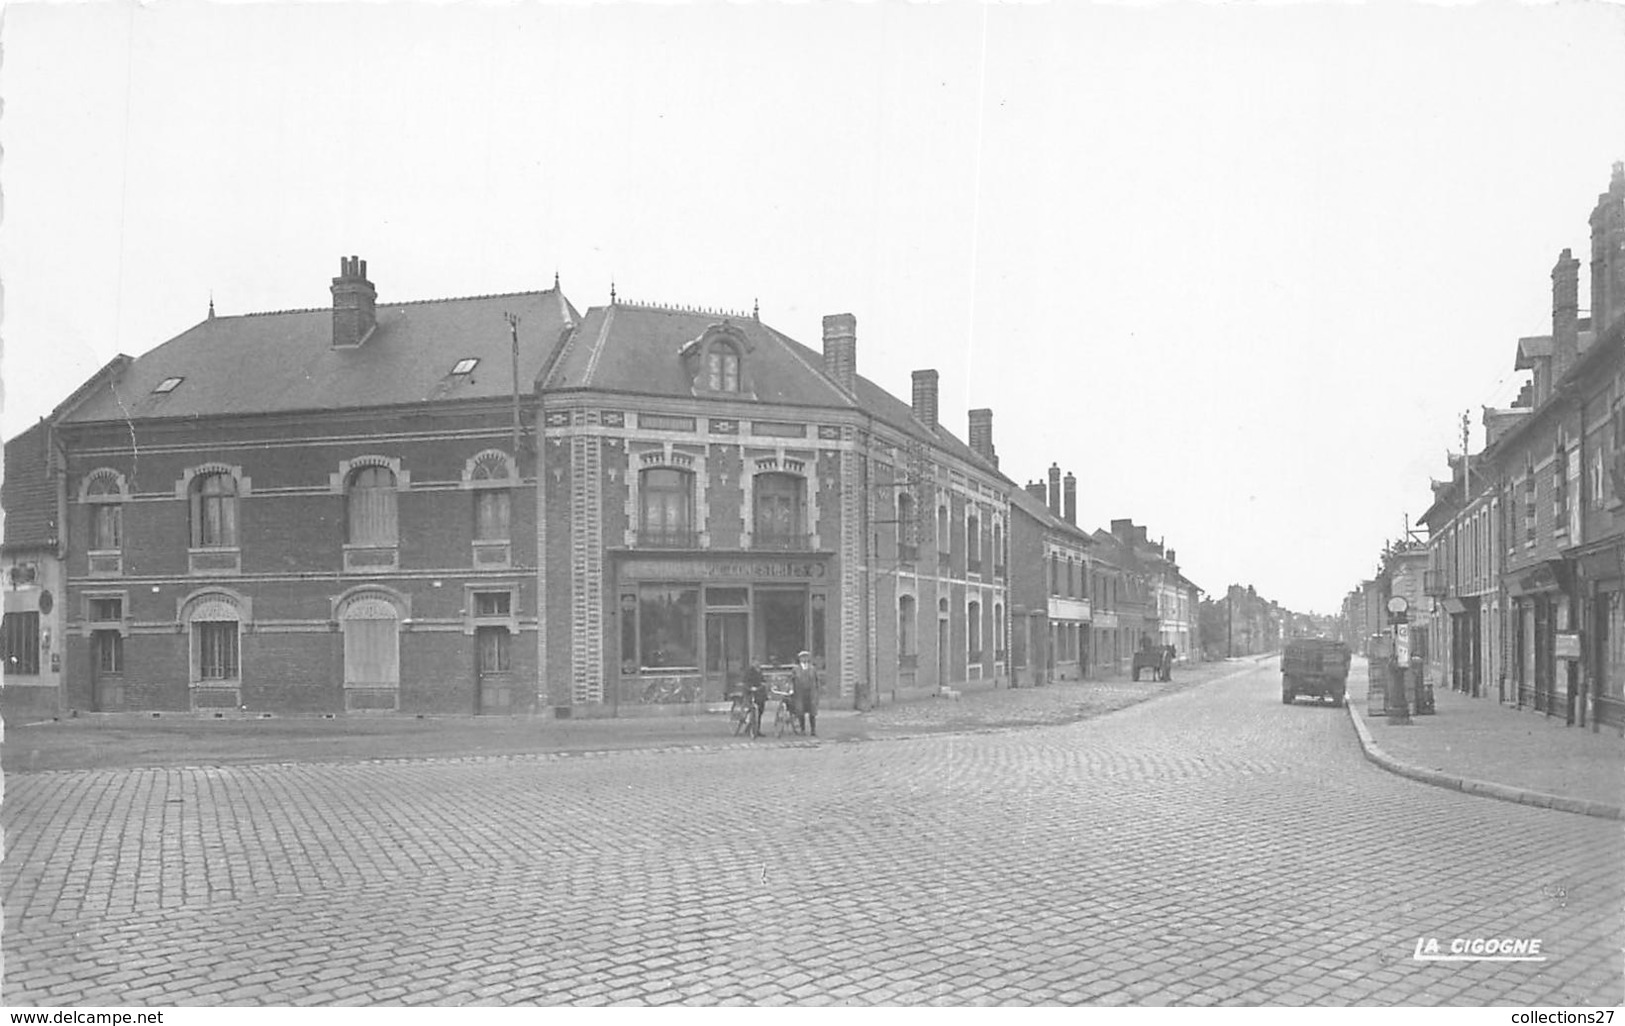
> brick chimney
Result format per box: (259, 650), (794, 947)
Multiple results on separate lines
(911, 370), (939, 429)
(1047, 464), (1062, 518)
(331, 255), (377, 349)
(1553, 248), (1580, 380)
(1591, 162), (1625, 334)
(1167, 548), (1176, 566)
(968, 409), (997, 467)
(1026, 480), (1047, 505)
(822, 313), (857, 393)
(1063, 472), (1076, 525)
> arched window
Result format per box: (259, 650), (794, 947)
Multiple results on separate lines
(85, 474), (123, 551)
(966, 512), (981, 568)
(641, 468), (695, 547)
(343, 595), (401, 688)
(186, 594), (241, 683)
(968, 600), (982, 662)
(994, 603), (1005, 658)
(347, 466), (398, 545)
(753, 472), (806, 549)
(898, 595), (917, 657)
(470, 454), (512, 541)
(706, 343), (740, 392)
(937, 505), (950, 555)
(992, 522), (1004, 573)
(191, 472), (238, 548)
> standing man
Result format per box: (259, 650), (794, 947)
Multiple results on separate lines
(791, 650), (820, 737)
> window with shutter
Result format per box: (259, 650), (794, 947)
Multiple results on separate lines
(348, 466), (398, 545)
(343, 597), (400, 687)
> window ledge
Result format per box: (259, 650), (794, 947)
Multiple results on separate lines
(188, 548), (241, 575)
(344, 544), (400, 572)
(473, 540), (512, 568)
(87, 550), (124, 576)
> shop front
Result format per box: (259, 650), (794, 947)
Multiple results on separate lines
(1508, 560), (1570, 716)
(614, 554), (832, 709)
(1574, 541), (1625, 730)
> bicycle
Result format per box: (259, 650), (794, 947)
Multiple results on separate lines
(770, 683), (797, 738)
(728, 689), (760, 737)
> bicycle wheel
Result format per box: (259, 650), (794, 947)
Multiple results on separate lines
(730, 699), (750, 736)
(774, 702), (791, 738)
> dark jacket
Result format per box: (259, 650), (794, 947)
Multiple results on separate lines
(791, 662), (820, 712)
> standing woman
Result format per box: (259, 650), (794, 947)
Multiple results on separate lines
(791, 650), (820, 737)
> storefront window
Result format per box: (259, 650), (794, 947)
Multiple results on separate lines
(811, 592), (827, 662)
(638, 585), (698, 668)
(756, 589), (807, 666)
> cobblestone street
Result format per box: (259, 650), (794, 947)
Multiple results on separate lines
(5, 659), (1621, 1006)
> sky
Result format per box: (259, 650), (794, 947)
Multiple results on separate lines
(1, 2), (1622, 616)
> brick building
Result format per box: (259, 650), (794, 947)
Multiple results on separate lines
(1008, 465), (1092, 685)
(535, 301), (1010, 713)
(2, 420), (65, 714)
(43, 258), (577, 715)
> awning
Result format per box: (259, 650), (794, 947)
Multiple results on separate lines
(1505, 559), (1568, 597)
(1574, 543), (1625, 585)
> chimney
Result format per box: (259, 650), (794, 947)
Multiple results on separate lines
(968, 409), (997, 467)
(911, 370), (939, 429)
(1167, 549), (1176, 566)
(1047, 464), (1062, 517)
(331, 255), (377, 348)
(1063, 471), (1076, 525)
(1591, 162), (1625, 334)
(1553, 248), (1580, 379)
(1026, 480), (1047, 505)
(821, 313), (857, 393)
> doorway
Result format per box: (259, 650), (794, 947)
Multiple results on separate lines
(706, 611), (748, 700)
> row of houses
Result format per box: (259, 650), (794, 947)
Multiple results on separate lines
(1, 257), (1202, 718)
(1342, 161), (1625, 733)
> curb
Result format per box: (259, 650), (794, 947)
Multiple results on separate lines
(1343, 700), (1624, 822)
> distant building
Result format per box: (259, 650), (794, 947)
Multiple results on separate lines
(1008, 466), (1092, 685)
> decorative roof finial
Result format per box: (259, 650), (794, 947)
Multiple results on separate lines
(554, 269), (560, 290)
(752, 297), (759, 320)
(208, 291), (216, 320)
(610, 279), (617, 305)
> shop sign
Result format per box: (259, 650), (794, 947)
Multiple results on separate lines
(621, 558), (828, 581)
(1555, 631), (1581, 660)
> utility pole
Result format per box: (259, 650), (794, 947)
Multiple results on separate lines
(1462, 409), (1471, 497)
(1227, 585), (1233, 659)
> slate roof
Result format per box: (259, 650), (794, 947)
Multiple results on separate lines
(2, 421), (56, 551)
(61, 288), (580, 424)
(546, 302), (1002, 477)
(1006, 483), (1092, 545)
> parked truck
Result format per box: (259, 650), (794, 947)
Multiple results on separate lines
(1281, 638), (1351, 707)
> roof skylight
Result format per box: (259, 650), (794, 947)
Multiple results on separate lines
(153, 377), (183, 394)
(452, 358), (479, 375)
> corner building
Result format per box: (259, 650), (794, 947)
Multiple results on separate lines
(50, 259), (576, 715)
(537, 301), (1010, 715)
(38, 257), (1011, 717)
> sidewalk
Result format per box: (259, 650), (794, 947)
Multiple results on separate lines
(2, 658), (1254, 773)
(1346, 657), (1625, 820)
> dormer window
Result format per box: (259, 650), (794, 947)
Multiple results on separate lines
(680, 325), (754, 398)
(706, 345), (739, 392)
(153, 377), (183, 394)
(452, 358), (479, 376)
